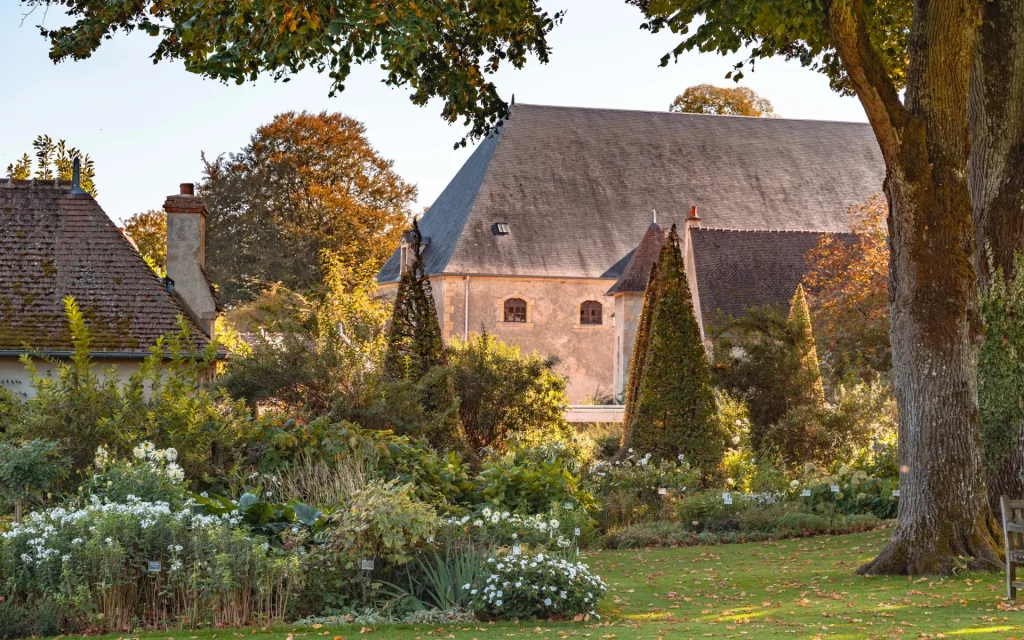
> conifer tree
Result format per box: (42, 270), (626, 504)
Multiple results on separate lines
(786, 284), (825, 407)
(628, 226), (723, 472)
(382, 220), (462, 452)
(618, 260), (659, 458)
(384, 219), (446, 380)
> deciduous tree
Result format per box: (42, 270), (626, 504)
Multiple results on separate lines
(23, 0), (561, 143)
(5, 135), (97, 196)
(628, 0), (1004, 575)
(669, 84), (775, 116)
(124, 210), (167, 275)
(803, 195), (890, 379)
(201, 111), (416, 304)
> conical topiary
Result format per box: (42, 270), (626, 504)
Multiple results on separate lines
(627, 225), (724, 473)
(384, 218), (447, 381)
(618, 260), (660, 457)
(786, 284), (826, 407)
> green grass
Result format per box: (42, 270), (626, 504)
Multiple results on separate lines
(70, 529), (1021, 640)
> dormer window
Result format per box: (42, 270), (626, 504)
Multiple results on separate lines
(493, 222), (510, 235)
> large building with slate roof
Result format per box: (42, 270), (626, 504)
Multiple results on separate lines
(0, 178), (222, 399)
(377, 104), (884, 403)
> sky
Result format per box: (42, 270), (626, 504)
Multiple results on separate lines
(0, 1), (868, 224)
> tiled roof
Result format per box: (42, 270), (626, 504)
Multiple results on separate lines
(0, 179), (210, 354)
(378, 103), (884, 283)
(606, 222), (666, 295)
(689, 228), (855, 326)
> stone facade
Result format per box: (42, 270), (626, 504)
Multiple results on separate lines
(378, 275), (616, 402)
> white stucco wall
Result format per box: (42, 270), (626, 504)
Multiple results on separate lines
(0, 356), (145, 401)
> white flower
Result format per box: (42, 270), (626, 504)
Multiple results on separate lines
(463, 583), (471, 590)
(732, 435), (741, 445)
(790, 480), (800, 488)
(495, 599), (503, 607)
(165, 447), (178, 462)
(544, 598), (552, 607)
(549, 519), (560, 529)
(482, 507), (492, 518)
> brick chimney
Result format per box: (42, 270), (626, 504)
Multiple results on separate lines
(685, 205), (703, 229)
(164, 183), (218, 337)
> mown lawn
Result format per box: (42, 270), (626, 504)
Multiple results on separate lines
(73, 528), (1021, 640)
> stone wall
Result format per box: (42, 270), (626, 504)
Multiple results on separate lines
(379, 276), (616, 402)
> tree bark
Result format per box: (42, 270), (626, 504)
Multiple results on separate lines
(827, 0), (1003, 574)
(969, 0), (1024, 514)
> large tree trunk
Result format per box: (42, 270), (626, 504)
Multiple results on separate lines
(827, 0), (1003, 575)
(969, 0), (1024, 514)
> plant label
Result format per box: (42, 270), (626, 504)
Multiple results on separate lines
(361, 559), (374, 571)
(830, 485), (840, 493)
(512, 545), (521, 556)
(564, 502), (574, 510)
(574, 528), (581, 537)
(658, 488), (667, 495)
(722, 492), (733, 505)
(147, 561), (161, 573)
(892, 489), (900, 497)
(801, 489), (811, 497)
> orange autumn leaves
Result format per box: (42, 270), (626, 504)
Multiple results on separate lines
(803, 195), (891, 378)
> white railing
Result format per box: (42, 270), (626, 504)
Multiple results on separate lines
(564, 404), (625, 423)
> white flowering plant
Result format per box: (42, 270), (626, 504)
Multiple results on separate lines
(585, 450), (699, 529)
(465, 552), (606, 620)
(76, 443), (187, 508)
(439, 504), (592, 553)
(0, 494), (300, 633)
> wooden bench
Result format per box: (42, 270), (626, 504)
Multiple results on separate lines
(1000, 496), (1024, 600)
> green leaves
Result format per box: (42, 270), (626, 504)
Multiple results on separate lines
(28, 0), (562, 142)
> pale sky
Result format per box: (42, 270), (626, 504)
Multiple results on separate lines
(0, 1), (868, 224)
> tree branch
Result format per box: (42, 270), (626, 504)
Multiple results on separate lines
(825, 0), (908, 164)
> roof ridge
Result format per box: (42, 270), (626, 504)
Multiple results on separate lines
(512, 102), (872, 127)
(696, 226), (856, 235)
(0, 178), (74, 190)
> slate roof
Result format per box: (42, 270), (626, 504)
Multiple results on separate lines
(606, 222), (666, 295)
(689, 228), (855, 326)
(0, 179), (210, 354)
(378, 103), (884, 283)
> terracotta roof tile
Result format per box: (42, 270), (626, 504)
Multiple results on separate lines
(0, 180), (210, 353)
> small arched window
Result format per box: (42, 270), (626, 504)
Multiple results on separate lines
(504, 297), (528, 323)
(580, 300), (603, 325)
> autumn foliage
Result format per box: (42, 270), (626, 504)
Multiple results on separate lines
(803, 195), (890, 379)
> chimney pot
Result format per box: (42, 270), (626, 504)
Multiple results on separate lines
(688, 205), (699, 219)
(180, 183), (195, 196)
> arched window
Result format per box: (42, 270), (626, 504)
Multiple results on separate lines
(504, 297), (528, 323)
(580, 300), (603, 325)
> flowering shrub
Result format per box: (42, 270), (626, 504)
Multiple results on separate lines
(440, 505), (589, 552)
(466, 552), (606, 620)
(476, 452), (596, 516)
(0, 495), (300, 633)
(787, 462), (898, 519)
(585, 451), (698, 529)
(77, 443), (186, 507)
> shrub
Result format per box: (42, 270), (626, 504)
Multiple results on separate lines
(217, 257), (390, 420)
(0, 496), (299, 633)
(788, 462), (898, 519)
(467, 553), (606, 620)
(245, 418), (475, 510)
(586, 451), (699, 530)
(300, 480), (437, 610)
(476, 452), (596, 516)
(0, 439), (70, 521)
(77, 443), (186, 508)
(601, 512), (883, 549)
(447, 331), (572, 454)
(439, 506), (591, 551)
(6, 298), (251, 489)
(626, 227), (723, 473)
